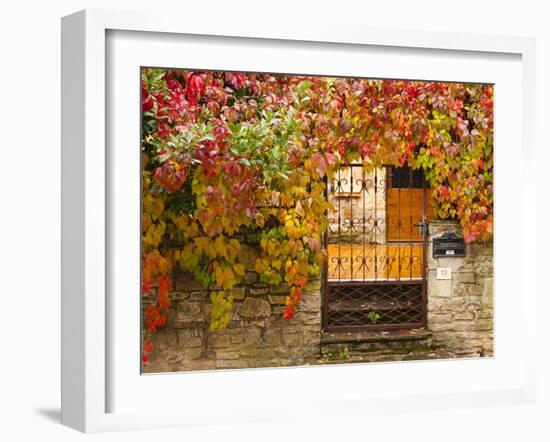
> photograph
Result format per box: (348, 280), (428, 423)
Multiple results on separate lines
(140, 68), (494, 373)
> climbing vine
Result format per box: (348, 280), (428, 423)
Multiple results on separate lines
(140, 69), (493, 364)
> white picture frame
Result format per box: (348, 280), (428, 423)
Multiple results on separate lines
(61, 9), (537, 433)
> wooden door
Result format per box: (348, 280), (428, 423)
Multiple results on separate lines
(386, 166), (435, 242)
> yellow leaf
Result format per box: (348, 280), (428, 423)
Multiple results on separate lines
(215, 264), (235, 290)
(195, 236), (216, 259)
(233, 263), (245, 277)
(214, 236), (227, 259)
(227, 239), (241, 260)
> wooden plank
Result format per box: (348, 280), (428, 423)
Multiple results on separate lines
(386, 188), (435, 241)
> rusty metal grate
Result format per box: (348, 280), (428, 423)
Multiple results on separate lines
(323, 165), (429, 332)
(326, 282), (424, 330)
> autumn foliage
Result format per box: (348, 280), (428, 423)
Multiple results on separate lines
(140, 69), (493, 360)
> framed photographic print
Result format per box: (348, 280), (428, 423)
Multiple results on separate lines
(61, 9), (537, 433)
(138, 66), (494, 374)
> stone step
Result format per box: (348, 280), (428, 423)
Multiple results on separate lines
(318, 328), (449, 363)
(321, 327), (432, 345)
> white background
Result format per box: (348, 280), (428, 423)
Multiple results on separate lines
(1, 1), (548, 441)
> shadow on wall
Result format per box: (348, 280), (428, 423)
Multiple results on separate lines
(34, 408), (61, 424)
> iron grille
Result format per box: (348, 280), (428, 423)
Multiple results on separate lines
(323, 165), (428, 332)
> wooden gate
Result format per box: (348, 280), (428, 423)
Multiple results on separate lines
(323, 165), (434, 332)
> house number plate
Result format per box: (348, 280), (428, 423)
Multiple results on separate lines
(436, 267), (452, 280)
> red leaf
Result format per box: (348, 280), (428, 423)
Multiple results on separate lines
(156, 314), (168, 328)
(141, 279), (153, 296)
(283, 307), (295, 320)
(145, 305), (160, 319)
(158, 276), (172, 309)
(144, 341), (154, 353)
(294, 276), (308, 289)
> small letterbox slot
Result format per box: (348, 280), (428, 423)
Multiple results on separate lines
(433, 232), (466, 258)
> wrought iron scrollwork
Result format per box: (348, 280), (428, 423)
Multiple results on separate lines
(324, 164), (427, 331)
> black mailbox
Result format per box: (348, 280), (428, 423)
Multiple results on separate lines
(433, 232), (466, 258)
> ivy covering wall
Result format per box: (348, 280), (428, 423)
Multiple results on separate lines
(140, 69), (493, 364)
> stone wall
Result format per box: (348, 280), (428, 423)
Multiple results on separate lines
(143, 220), (493, 372)
(142, 244), (322, 373)
(427, 220), (493, 357)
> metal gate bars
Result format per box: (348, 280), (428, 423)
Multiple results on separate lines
(322, 164), (429, 332)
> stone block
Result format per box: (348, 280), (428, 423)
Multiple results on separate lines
(243, 327), (262, 347)
(428, 279), (452, 297)
(215, 350), (240, 360)
(263, 327), (283, 346)
(427, 299), (445, 312)
(450, 348), (481, 357)
(269, 282), (289, 294)
(470, 320), (493, 331)
(177, 328), (204, 348)
(268, 295), (287, 305)
(249, 287), (269, 296)
(303, 331), (321, 346)
(229, 287), (246, 300)
(189, 291), (209, 301)
(299, 293), (321, 312)
(177, 301), (203, 322)
(453, 311), (475, 321)
(230, 333), (244, 344)
(174, 272), (204, 291)
(272, 306), (286, 315)
(477, 266), (493, 277)
(477, 310), (493, 319)
(167, 347), (203, 362)
(171, 292), (190, 302)
(450, 319), (493, 332)
(465, 301), (482, 311)
(428, 322), (458, 332)
(153, 329), (178, 351)
(238, 297), (272, 319)
(300, 324), (322, 333)
(245, 319), (269, 328)
(209, 334), (231, 348)
(305, 279), (321, 291)
(174, 359), (216, 372)
(243, 272), (259, 284)
(455, 272), (476, 284)
(467, 285), (484, 296)
(447, 299), (467, 311)
(239, 348), (261, 358)
(296, 312), (321, 326)
(283, 330), (304, 347)
(429, 313), (452, 323)
(217, 360), (248, 369)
